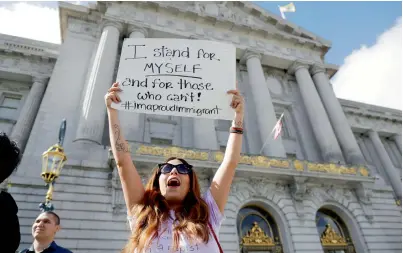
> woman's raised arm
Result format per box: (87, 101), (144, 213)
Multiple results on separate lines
(210, 89), (244, 213)
(106, 82), (145, 215)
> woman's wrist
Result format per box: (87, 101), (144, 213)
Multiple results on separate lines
(232, 114), (244, 128)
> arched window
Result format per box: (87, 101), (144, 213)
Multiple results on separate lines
(237, 206), (283, 253)
(316, 208), (356, 253)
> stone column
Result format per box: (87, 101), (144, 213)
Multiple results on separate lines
(75, 21), (123, 144)
(242, 51), (286, 158)
(369, 130), (402, 199)
(288, 61), (344, 163)
(190, 35), (219, 151)
(393, 134), (402, 154)
(310, 64), (366, 165)
(120, 25), (148, 142)
(11, 76), (48, 151)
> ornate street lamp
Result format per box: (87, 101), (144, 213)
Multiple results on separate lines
(39, 119), (67, 212)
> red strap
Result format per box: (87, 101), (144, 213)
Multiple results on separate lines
(208, 222), (223, 253)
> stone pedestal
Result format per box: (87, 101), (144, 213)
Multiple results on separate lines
(310, 64), (366, 166)
(369, 130), (402, 199)
(11, 76), (48, 151)
(75, 21), (123, 144)
(242, 51), (286, 158)
(289, 61), (343, 163)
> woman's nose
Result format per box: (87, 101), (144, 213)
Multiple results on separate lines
(170, 168), (179, 175)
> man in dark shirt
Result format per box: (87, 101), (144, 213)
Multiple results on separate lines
(0, 132), (22, 253)
(19, 211), (72, 253)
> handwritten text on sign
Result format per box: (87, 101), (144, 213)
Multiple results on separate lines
(112, 39), (236, 120)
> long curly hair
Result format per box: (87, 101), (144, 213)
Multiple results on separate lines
(122, 157), (210, 253)
(0, 132), (21, 183)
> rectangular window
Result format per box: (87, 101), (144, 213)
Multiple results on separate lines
(275, 113), (290, 138)
(286, 153), (297, 159)
(0, 94), (21, 121)
(150, 137), (172, 146)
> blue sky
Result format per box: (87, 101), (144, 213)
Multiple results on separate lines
(255, 1), (402, 65)
(0, 1), (401, 109)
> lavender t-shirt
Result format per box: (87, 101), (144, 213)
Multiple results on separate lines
(128, 190), (224, 253)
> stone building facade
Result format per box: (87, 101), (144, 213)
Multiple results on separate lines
(0, 1), (401, 253)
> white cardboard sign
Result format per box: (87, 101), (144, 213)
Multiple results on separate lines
(112, 38), (236, 120)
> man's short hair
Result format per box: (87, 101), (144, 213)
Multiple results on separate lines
(0, 132), (21, 183)
(41, 211), (60, 225)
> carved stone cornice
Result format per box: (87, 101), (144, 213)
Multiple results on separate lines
(0, 33), (59, 59)
(310, 64), (326, 76)
(240, 50), (262, 64)
(101, 19), (125, 34)
(0, 54), (54, 78)
(288, 61), (309, 75)
(127, 25), (148, 38)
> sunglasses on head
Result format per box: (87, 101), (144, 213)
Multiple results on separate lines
(158, 163), (193, 174)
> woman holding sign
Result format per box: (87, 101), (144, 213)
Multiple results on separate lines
(105, 82), (244, 253)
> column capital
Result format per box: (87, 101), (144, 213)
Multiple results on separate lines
(32, 76), (48, 84)
(288, 60), (310, 75)
(101, 20), (124, 34)
(240, 50), (262, 64)
(310, 64), (326, 76)
(127, 25), (148, 38)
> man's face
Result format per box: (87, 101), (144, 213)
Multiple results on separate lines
(32, 213), (60, 240)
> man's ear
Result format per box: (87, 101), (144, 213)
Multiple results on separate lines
(55, 225), (61, 233)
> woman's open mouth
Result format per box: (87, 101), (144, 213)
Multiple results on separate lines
(167, 177), (181, 187)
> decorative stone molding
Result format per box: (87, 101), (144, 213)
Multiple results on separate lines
(101, 20), (125, 34)
(266, 68), (286, 79)
(148, 1), (330, 48)
(289, 176), (308, 217)
(137, 145), (209, 161)
(0, 54), (55, 77)
(0, 33), (59, 59)
(127, 25), (148, 38)
(354, 182), (374, 222)
(289, 176), (308, 201)
(67, 18), (99, 38)
(309, 64), (326, 76)
(240, 50), (262, 64)
(354, 182), (373, 205)
(287, 60), (309, 75)
(309, 184), (374, 223)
